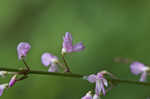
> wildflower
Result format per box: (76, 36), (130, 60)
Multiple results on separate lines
(130, 62), (150, 82)
(81, 91), (93, 99)
(87, 72), (108, 96)
(17, 42), (31, 60)
(41, 53), (59, 72)
(0, 71), (8, 77)
(9, 75), (17, 87)
(0, 84), (8, 96)
(62, 32), (85, 54)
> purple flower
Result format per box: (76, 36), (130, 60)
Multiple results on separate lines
(17, 42), (31, 60)
(130, 62), (150, 82)
(87, 72), (108, 96)
(62, 32), (85, 54)
(41, 53), (59, 72)
(9, 75), (17, 87)
(81, 91), (93, 99)
(0, 84), (8, 96)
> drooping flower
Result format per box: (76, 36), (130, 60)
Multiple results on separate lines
(62, 32), (85, 54)
(41, 53), (59, 72)
(86, 72), (108, 96)
(81, 91), (93, 99)
(130, 61), (150, 82)
(9, 75), (17, 87)
(17, 42), (31, 60)
(0, 84), (8, 96)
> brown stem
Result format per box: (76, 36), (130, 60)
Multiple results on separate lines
(62, 55), (71, 72)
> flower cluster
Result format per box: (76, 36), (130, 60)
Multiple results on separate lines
(0, 32), (85, 96)
(0, 42), (31, 96)
(0, 32), (150, 99)
(41, 32), (85, 72)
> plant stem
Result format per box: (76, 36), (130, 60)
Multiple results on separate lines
(61, 55), (71, 72)
(0, 67), (150, 86)
(22, 58), (30, 71)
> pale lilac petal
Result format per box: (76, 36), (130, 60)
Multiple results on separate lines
(41, 53), (51, 66)
(100, 80), (106, 96)
(0, 87), (4, 96)
(41, 53), (58, 66)
(73, 42), (85, 52)
(130, 62), (146, 75)
(62, 32), (73, 53)
(97, 73), (103, 79)
(95, 80), (102, 96)
(103, 78), (108, 87)
(0, 84), (8, 96)
(17, 42), (31, 60)
(87, 74), (97, 83)
(93, 94), (100, 99)
(140, 72), (147, 82)
(9, 75), (17, 87)
(95, 73), (108, 96)
(48, 64), (59, 72)
(81, 91), (92, 99)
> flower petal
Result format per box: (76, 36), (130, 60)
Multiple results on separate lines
(101, 80), (106, 96)
(140, 71), (147, 82)
(95, 80), (102, 96)
(62, 32), (73, 53)
(0, 84), (8, 96)
(81, 91), (93, 99)
(102, 78), (108, 87)
(41, 53), (58, 66)
(9, 75), (17, 87)
(87, 74), (97, 83)
(73, 42), (85, 52)
(130, 62), (146, 75)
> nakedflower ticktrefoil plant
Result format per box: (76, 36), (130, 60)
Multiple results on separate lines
(130, 61), (150, 82)
(0, 42), (31, 96)
(0, 32), (149, 99)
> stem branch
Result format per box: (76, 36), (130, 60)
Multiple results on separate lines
(0, 67), (150, 86)
(62, 55), (71, 72)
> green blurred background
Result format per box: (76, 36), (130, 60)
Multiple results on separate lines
(0, 0), (150, 99)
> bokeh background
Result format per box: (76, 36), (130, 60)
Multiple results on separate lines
(0, 0), (150, 99)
